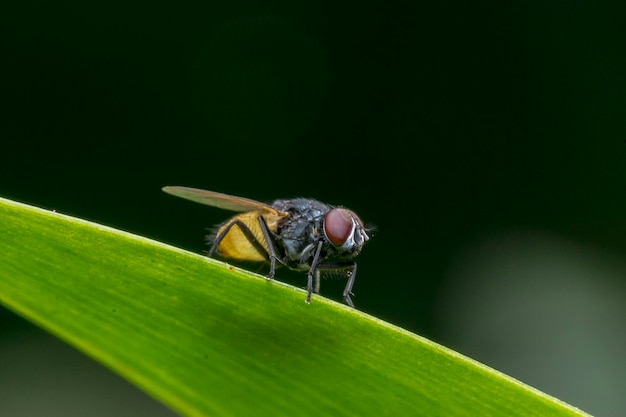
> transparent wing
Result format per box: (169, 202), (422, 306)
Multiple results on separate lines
(162, 186), (285, 215)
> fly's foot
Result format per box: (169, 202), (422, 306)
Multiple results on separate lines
(343, 293), (355, 308)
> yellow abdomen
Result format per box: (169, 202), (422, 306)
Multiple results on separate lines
(214, 211), (280, 262)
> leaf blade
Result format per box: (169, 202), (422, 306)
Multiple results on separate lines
(0, 197), (590, 417)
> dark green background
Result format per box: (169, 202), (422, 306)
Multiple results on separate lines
(1, 1), (625, 416)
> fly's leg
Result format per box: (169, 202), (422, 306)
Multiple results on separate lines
(306, 241), (324, 304)
(256, 215), (280, 279)
(314, 269), (321, 294)
(316, 261), (358, 308)
(342, 263), (357, 308)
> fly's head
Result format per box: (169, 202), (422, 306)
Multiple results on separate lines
(323, 208), (369, 258)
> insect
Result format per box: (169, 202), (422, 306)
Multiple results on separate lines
(163, 186), (370, 307)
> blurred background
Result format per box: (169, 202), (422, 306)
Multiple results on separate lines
(1, 1), (625, 416)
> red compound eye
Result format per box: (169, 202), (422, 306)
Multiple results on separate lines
(324, 208), (354, 246)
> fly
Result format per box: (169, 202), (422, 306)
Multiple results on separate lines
(163, 186), (370, 307)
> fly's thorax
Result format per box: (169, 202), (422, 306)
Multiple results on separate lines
(272, 198), (329, 267)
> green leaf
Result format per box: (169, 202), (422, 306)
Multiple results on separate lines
(0, 196), (589, 417)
